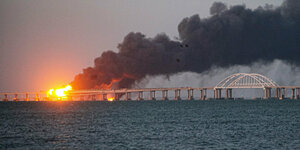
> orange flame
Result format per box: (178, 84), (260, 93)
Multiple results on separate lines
(47, 85), (72, 100)
(107, 97), (114, 101)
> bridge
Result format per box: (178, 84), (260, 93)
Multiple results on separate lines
(0, 73), (299, 101)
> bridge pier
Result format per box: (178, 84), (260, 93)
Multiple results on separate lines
(214, 88), (222, 99)
(91, 95), (96, 101)
(226, 89), (232, 99)
(102, 94), (107, 101)
(3, 94), (8, 101)
(188, 89), (194, 100)
(275, 88), (280, 99)
(25, 93), (29, 101)
(175, 89), (181, 100)
(13, 94), (19, 101)
(200, 89), (206, 100)
(35, 93), (40, 101)
(162, 90), (168, 100)
(291, 88), (296, 99)
(297, 88), (300, 99)
(291, 88), (299, 99)
(280, 88), (285, 99)
(114, 93), (120, 101)
(150, 91), (156, 100)
(126, 92), (131, 100)
(264, 88), (272, 99)
(137, 91), (143, 100)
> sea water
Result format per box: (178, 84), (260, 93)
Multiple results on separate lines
(1, 100), (300, 149)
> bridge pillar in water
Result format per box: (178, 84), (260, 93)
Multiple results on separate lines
(226, 89), (232, 99)
(275, 88), (280, 99)
(200, 89), (206, 100)
(3, 94), (8, 101)
(280, 88), (285, 99)
(102, 94), (107, 101)
(35, 93), (40, 101)
(25, 93), (29, 101)
(175, 89), (181, 100)
(291, 88), (296, 99)
(297, 88), (300, 99)
(162, 90), (168, 100)
(137, 91), (143, 100)
(13, 94), (19, 101)
(114, 93), (120, 101)
(188, 89), (194, 100)
(91, 95), (96, 101)
(214, 88), (222, 99)
(264, 88), (272, 99)
(126, 92), (131, 101)
(150, 91), (156, 100)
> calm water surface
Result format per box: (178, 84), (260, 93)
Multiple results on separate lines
(1, 100), (300, 149)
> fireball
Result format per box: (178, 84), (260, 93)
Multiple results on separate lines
(47, 85), (72, 100)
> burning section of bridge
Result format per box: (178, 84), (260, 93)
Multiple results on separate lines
(47, 85), (72, 100)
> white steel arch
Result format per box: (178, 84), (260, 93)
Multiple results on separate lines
(215, 73), (279, 89)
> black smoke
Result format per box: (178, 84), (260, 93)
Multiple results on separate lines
(71, 0), (300, 90)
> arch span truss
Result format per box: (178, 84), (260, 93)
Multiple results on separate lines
(215, 73), (279, 89)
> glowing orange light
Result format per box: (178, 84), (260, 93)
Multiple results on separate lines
(47, 85), (72, 100)
(107, 97), (114, 101)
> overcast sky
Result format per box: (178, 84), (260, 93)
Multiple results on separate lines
(0, 0), (283, 92)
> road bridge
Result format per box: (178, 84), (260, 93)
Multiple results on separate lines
(1, 73), (299, 101)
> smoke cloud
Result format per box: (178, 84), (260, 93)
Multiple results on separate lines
(71, 0), (300, 90)
(134, 60), (300, 98)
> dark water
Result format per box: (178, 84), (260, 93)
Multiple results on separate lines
(0, 100), (300, 149)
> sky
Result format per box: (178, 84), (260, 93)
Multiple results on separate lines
(0, 0), (283, 92)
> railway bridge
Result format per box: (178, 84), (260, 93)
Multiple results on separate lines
(1, 73), (299, 101)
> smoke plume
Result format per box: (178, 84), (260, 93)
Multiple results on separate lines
(71, 0), (300, 90)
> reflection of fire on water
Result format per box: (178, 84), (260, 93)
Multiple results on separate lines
(47, 85), (72, 100)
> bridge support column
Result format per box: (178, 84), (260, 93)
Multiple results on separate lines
(264, 88), (271, 99)
(214, 89), (216, 99)
(200, 89), (207, 100)
(137, 91), (143, 101)
(280, 88), (285, 100)
(214, 88), (221, 99)
(162, 90), (168, 100)
(3, 94), (8, 101)
(25, 93), (29, 101)
(297, 88), (300, 99)
(115, 93), (120, 101)
(35, 93), (40, 101)
(226, 89), (232, 99)
(13, 94), (18, 101)
(275, 88), (280, 99)
(126, 92), (131, 101)
(92, 95), (96, 101)
(188, 89), (194, 100)
(150, 91), (156, 100)
(175, 89), (181, 100)
(102, 94), (107, 101)
(292, 88), (296, 99)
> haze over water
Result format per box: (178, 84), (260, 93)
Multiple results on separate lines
(1, 100), (299, 149)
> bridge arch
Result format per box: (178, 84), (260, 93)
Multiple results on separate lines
(215, 73), (279, 89)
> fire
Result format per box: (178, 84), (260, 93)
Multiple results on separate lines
(107, 97), (114, 102)
(47, 85), (72, 100)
